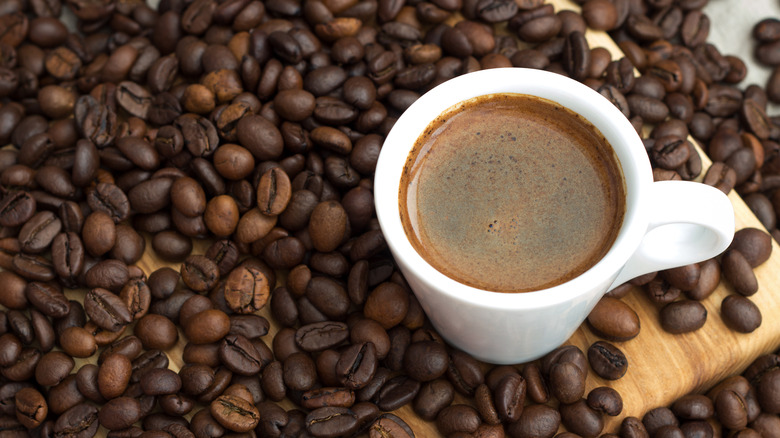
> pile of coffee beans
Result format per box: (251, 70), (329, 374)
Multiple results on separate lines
(0, 0), (780, 436)
(610, 349), (780, 438)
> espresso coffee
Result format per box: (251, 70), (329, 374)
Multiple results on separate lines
(400, 93), (626, 292)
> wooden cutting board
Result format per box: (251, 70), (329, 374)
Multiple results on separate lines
(54, 0), (780, 436)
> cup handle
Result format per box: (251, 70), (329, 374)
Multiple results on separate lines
(608, 180), (735, 290)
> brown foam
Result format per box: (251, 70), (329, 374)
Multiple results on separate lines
(400, 94), (626, 293)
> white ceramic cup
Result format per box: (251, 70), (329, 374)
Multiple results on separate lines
(373, 68), (735, 365)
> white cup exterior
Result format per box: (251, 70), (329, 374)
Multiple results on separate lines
(373, 68), (733, 364)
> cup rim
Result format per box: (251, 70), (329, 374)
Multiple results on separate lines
(374, 68), (653, 309)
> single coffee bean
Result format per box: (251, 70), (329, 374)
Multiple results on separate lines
(98, 396), (143, 431)
(413, 379), (455, 422)
(257, 167), (293, 216)
(0, 191), (36, 228)
(305, 406), (358, 437)
(721, 250), (759, 296)
(586, 296), (640, 341)
(494, 373), (527, 422)
(84, 259), (129, 292)
(98, 353), (132, 400)
(181, 255), (219, 293)
(715, 389), (748, 430)
(671, 394), (715, 420)
(185, 309), (231, 344)
(51, 232), (85, 284)
(82, 210), (116, 257)
(721, 294), (762, 333)
(506, 403), (561, 438)
(368, 413), (415, 438)
(660, 300), (707, 334)
(18, 211), (61, 254)
(134, 313), (179, 351)
(295, 321), (350, 352)
(220, 334), (264, 376)
(337, 342), (378, 390)
(588, 341), (628, 380)
(24, 281), (69, 319)
(435, 404), (481, 436)
(224, 265), (271, 314)
(587, 386), (623, 416)
(84, 288), (132, 332)
(15, 386), (48, 429)
(54, 403), (99, 438)
(86, 182), (130, 223)
(208, 394), (260, 433)
(34, 351), (74, 387)
(729, 228), (772, 268)
(560, 398), (604, 437)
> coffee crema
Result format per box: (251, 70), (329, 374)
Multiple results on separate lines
(400, 93), (626, 293)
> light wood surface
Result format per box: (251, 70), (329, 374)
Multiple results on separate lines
(47, 0), (780, 436)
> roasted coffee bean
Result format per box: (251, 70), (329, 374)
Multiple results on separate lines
(185, 309), (231, 344)
(337, 342), (378, 390)
(128, 177), (174, 215)
(671, 394), (714, 420)
(205, 239), (240, 276)
(17, 211), (60, 254)
(588, 341), (628, 381)
(51, 232), (85, 283)
(111, 225), (145, 265)
(494, 373), (527, 422)
(179, 295), (214, 328)
(0, 271), (28, 310)
(729, 228), (772, 268)
(98, 396), (143, 431)
(54, 403), (99, 437)
(304, 276), (349, 320)
(506, 403), (561, 438)
(224, 265), (270, 314)
(402, 340), (448, 382)
(561, 31), (590, 81)
(0, 191), (35, 228)
(35, 351), (74, 388)
(374, 375), (421, 412)
(715, 389), (748, 430)
(84, 288), (132, 332)
(134, 313), (179, 351)
(721, 294), (762, 333)
(413, 379), (455, 422)
(228, 314), (269, 340)
(436, 404), (481, 436)
(283, 352), (318, 392)
(0, 334), (22, 367)
(209, 395), (260, 432)
(586, 296), (640, 341)
(84, 259), (129, 292)
(98, 353), (132, 400)
(587, 386), (623, 417)
(560, 398), (604, 437)
(181, 255), (219, 292)
(444, 349), (484, 396)
(152, 230), (193, 262)
(703, 161), (737, 194)
(82, 211), (116, 257)
(295, 321), (350, 353)
(220, 334), (264, 376)
(305, 406), (358, 437)
(98, 336), (142, 365)
(660, 300), (707, 334)
(15, 386), (47, 429)
(721, 249), (759, 296)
